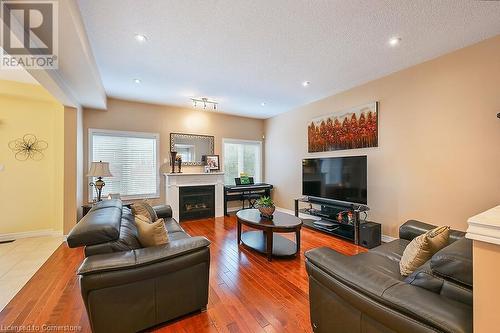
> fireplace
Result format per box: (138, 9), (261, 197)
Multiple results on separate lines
(179, 185), (215, 221)
(164, 172), (224, 221)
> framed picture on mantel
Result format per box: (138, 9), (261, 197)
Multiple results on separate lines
(307, 102), (378, 152)
(204, 154), (220, 171)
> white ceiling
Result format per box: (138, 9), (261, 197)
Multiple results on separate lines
(77, 0), (500, 119)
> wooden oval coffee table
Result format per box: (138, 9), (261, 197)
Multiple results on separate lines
(236, 209), (303, 261)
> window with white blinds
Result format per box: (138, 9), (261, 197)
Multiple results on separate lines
(223, 139), (262, 185)
(89, 129), (160, 200)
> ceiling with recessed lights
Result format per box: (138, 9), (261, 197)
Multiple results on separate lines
(76, 0), (500, 119)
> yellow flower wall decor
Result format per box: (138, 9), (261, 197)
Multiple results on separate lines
(8, 134), (48, 161)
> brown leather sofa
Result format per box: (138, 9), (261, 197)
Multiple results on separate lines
(305, 220), (472, 333)
(67, 200), (210, 333)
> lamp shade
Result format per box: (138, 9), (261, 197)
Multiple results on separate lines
(87, 161), (113, 177)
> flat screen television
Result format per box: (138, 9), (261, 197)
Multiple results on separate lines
(302, 156), (367, 204)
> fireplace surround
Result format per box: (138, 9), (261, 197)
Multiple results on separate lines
(164, 172), (225, 221)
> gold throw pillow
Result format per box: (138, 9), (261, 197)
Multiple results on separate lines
(400, 226), (450, 276)
(135, 216), (169, 247)
(427, 225), (450, 252)
(131, 201), (158, 221)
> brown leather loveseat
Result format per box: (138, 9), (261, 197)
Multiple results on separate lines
(67, 199), (210, 333)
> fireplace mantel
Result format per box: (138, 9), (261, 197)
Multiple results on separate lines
(164, 172), (225, 221)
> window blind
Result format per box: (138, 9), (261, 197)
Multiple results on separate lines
(89, 130), (159, 200)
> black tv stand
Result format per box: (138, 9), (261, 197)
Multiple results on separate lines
(294, 197), (369, 245)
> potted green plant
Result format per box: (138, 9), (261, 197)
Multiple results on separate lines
(257, 196), (275, 218)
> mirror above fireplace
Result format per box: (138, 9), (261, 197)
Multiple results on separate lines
(170, 133), (215, 166)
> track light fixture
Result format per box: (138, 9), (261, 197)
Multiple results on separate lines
(190, 97), (218, 111)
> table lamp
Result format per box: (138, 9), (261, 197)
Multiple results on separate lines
(88, 161), (113, 202)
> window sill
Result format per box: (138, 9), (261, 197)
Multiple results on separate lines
(87, 195), (160, 205)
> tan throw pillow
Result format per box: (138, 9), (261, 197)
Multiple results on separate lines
(400, 226), (450, 276)
(427, 225), (450, 252)
(135, 214), (152, 224)
(135, 216), (169, 247)
(131, 201), (158, 221)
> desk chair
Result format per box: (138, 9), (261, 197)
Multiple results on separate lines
(235, 177), (263, 209)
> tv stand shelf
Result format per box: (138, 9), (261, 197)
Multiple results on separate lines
(303, 219), (357, 242)
(294, 197), (369, 245)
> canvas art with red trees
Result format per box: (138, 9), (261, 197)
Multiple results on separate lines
(308, 102), (378, 152)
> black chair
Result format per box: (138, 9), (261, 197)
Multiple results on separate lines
(234, 177), (262, 209)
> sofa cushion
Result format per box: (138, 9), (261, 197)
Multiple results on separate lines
(370, 239), (409, 263)
(164, 218), (185, 234)
(405, 261), (472, 305)
(169, 231), (191, 242)
(83, 207), (142, 256)
(90, 199), (124, 211)
(431, 237), (472, 287)
(119, 207), (142, 248)
(381, 283), (472, 333)
(67, 199), (123, 248)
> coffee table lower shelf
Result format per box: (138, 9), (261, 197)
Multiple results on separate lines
(240, 231), (298, 258)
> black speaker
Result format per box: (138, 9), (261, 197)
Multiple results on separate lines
(359, 222), (381, 249)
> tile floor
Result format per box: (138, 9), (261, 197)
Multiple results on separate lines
(0, 236), (63, 311)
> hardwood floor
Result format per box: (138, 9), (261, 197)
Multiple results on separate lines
(0, 215), (366, 333)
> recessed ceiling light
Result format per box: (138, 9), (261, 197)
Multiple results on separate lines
(388, 37), (401, 47)
(135, 34), (148, 42)
(133, 79), (141, 84)
(261, 102), (266, 107)
(302, 81), (311, 87)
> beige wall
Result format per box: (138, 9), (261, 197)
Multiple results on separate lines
(83, 98), (265, 205)
(265, 36), (500, 237)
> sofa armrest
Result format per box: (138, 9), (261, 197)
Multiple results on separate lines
(399, 220), (437, 241)
(78, 236), (209, 276)
(153, 204), (173, 219)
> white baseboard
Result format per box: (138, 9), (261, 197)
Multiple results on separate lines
(227, 207), (240, 213)
(0, 229), (63, 242)
(381, 235), (397, 243)
(275, 206), (397, 243)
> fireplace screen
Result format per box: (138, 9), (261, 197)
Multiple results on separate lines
(179, 185), (215, 221)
